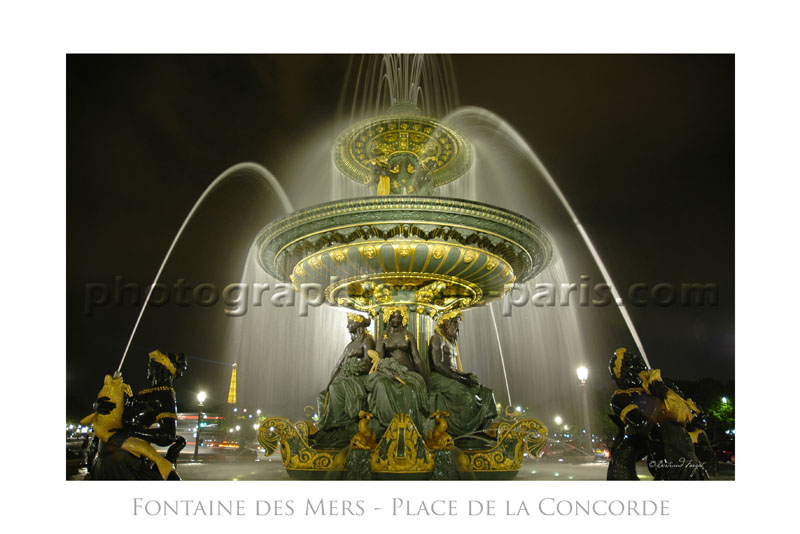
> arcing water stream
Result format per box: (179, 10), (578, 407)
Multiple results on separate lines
(115, 162), (292, 375)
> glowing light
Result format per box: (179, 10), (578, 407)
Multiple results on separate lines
(576, 366), (589, 382)
(722, 397), (728, 404)
(197, 391), (206, 404)
(554, 416), (563, 425)
(235, 425), (241, 431)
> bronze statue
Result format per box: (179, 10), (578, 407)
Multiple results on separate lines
(427, 311), (497, 436)
(607, 348), (707, 480)
(317, 313), (376, 431)
(83, 350), (187, 480)
(684, 403), (717, 475)
(366, 305), (430, 432)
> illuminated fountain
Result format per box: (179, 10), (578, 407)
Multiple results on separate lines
(256, 102), (553, 479)
(91, 55), (672, 482)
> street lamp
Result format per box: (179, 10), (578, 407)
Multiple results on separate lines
(576, 366), (592, 452)
(554, 415), (563, 426)
(193, 391), (206, 461)
(576, 366), (588, 383)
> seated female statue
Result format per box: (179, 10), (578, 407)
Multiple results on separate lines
(427, 312), (497, 437)
(317, 313), (376, 431)
(366, 305), (430, 433)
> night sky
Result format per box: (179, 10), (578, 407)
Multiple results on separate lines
(66, 54), (733, 418)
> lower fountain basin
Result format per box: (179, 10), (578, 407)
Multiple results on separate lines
(255, 196), (552, 314)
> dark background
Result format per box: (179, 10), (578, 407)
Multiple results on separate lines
(66, 55), (734, 419)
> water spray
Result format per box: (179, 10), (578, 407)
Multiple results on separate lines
(488, 301), (513, 406)
(115, 162), (293, 375)
(448, 107), (651, 368)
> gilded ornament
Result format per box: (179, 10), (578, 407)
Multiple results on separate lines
(350, 411), (378, 450)
(257, 417), (338, 473)
(426, 411), (454, 450)
(330, 250), (347, 263)
(415, 280), (446, 304)
(373, 283), (393, 304)
(346, 312), (369, 325)
(437, 310), (463, 325)
(370, 413), (433, 475)
(382, 304), (409, 326)
(461, 418), (548, 473)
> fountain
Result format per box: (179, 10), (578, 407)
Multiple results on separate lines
(76, 54), (729, 483)
(254, 72), (553, 478)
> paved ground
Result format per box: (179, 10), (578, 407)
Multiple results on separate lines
(178, 455), (291, 481)
(173, 456), (733, 481)
(170, 455), (615, 481)
(68, 442), (734, 481)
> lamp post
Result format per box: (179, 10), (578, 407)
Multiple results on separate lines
(193, 391), (206, 461)
(576, 366), (591, 452)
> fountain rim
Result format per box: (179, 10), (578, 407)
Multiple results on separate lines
(255, 195), (553, 284)
(332, 112), (473, 188)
